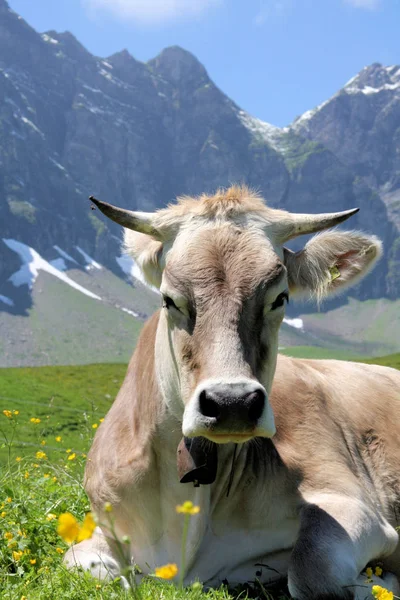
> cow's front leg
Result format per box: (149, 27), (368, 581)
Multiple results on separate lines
(288, 493), (398, 600)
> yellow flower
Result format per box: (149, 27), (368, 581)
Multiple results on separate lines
(24, 471), (29, 479)
(30, 558), (36, 565)
(176, 500), (200, 515)
(57, 512), (96, 544)
(4, 532), (13, 540)
(21, 596), (28, 600)
(13, 410), (19, 415)
(96, 584), (102, 589)
(92, 423), (98, 429)
(104, 502), (112, 513)
(372, 586), (394, 600)
(43, 473), (50, 478)
(13, 550), (23, 561)
(155, 563), (178, 580)
(68, 453), (76, 461)
(52, 476), (57, 482)
(56, 547), (64, 554)
(55, 436), (62, 442)
(30, 417), (41, 424)
(57, 513), (80, 544)
(6, 497), (12, 503)
(33, 464), (39, 468)
(40, 440), (46, 446)
(77, 512), (96, 542)
(99, 418), (104, 422)
(16, 456), (22, 462)
(1, 512), (6, 518)
(66, 449), (71, 454)
(366, 567), (373, 578)
(36, 451), (47, 460)
(46, 513), (57, 521)
(3, 410), (12, 418)
(375, 566), (383, 577)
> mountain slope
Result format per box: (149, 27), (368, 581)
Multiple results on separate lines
(290, 63), (400, 275)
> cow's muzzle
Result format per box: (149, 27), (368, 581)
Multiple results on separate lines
(182, 380), (276, 442)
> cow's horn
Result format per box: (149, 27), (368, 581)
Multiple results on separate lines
(280, 208), (359, 242)
(89, 196), (162, 240)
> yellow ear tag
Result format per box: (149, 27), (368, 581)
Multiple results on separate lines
(330, 265), (341, 282)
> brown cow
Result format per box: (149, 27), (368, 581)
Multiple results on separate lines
(66, 186), (400, 600)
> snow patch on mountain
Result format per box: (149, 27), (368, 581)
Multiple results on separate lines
(49, 157), (66, 171)
(0, 294), (14, 307)
(345, 82), (400, 95)
(291, 99), (330, 130)
(21, 116), (44, 138)
(121, 307), (139, 318)
(292, 63), (400, 132)
(343, 64), (400, 96)
(283, 317), (304, 330)
(41, 33), (59, 45)
(75, 246), (102, 271)
(236, 109), (284, 152)
(53, 245), (78, 264)
(3, 239), (101, 300)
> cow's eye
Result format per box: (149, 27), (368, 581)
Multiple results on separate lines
(162, 295), (180, 311)
(271, 291), (289, 311)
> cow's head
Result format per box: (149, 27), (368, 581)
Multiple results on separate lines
(91, 187), (381, 444)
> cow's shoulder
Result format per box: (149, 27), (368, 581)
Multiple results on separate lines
(270, 355), (400, 499)
(85, 311), (163, 509)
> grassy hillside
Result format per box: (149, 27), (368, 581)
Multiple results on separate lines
(0, 269), (159, 367)
(1, 357), (399, 599)
(300, 297), (400, 356)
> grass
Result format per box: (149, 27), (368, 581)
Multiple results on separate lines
(279, 346), (360, 360)
(1, 354), (399, 599)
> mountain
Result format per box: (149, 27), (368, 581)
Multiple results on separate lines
(290, 62), (400, 296)
(0, 0), (399, 365)
(291, 63), (400, 230)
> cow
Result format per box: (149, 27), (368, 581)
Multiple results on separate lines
(65, 186), (400, 599)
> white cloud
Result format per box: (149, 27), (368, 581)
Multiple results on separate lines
(82, 0), (221, 25)
(343, 0), (381, 9)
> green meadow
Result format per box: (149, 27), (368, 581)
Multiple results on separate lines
(1, 355), (399, 599)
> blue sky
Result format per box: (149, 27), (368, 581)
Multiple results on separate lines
(8, 0), (400, 127)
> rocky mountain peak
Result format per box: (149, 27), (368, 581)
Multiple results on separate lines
(148, 45), (208, 85)
(343, 62), (400, 94)
(42, 30), (92, 61)
(107, 48), (142, 70)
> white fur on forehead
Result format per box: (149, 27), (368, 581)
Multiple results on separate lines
(123, 186), (292, 289)
(285, 229), (383, 302)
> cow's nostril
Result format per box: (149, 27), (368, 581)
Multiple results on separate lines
(247, 389), (265, 422)
(199, 390), (220, 419)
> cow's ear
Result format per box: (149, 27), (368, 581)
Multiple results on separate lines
(123, 230), (163, 289)
(284, 230), (382, 301)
